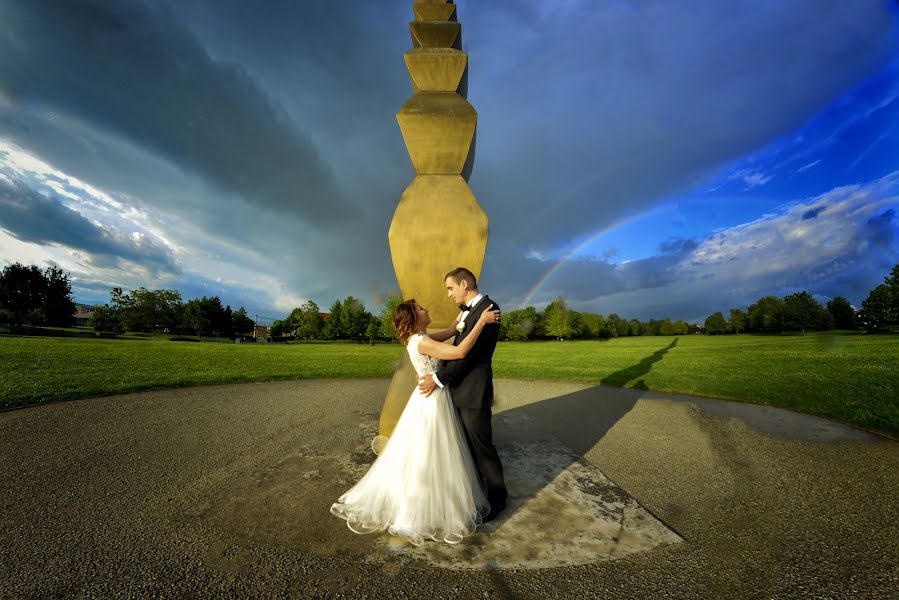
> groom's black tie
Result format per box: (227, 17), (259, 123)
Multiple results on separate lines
(458, 303), (471, 311)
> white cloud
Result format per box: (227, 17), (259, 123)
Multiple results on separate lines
(848, 130), (891, 170)
(729, 169), (773, 189)
(796, 159), (821, 173)
(0, 140), (316, 313)
(667, 174), (897, 317)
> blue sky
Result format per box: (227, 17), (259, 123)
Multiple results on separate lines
(1, 0), (897, 323)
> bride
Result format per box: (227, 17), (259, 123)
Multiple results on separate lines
(330, 299), (500, 546)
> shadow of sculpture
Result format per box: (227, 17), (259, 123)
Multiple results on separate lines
(600, 338), (678, 389)
(489, 339), (680, 523)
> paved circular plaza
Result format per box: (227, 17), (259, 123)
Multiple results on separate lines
(1, 379), (896, 598)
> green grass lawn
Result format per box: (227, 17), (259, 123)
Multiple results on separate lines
(1, 330), (897, 436)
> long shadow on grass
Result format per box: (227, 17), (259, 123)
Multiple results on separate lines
(599, 337), (678, 389)
(490, 339), (679, 526)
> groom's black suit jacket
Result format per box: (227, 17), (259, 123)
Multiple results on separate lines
(435, 295), (500, 410)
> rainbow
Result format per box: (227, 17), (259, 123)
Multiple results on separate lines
(515, 207), (664, 310)
(511, 142), (675, 310)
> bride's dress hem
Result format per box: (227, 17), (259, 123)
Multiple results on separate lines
(329, 503), (487, 547)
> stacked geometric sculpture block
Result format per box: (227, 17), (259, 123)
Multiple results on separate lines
(378, 0), (489, 442)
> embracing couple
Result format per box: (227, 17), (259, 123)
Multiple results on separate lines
(330, 267), (508, 546)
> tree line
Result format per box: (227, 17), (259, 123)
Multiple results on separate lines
(287, 262), (895, 343)
(89, 287), (256, 337)
(0, 263), (76, 327)
(0, 262), (254, 337)
(2, 262), (897, 339)
(488, 263), (899, 340)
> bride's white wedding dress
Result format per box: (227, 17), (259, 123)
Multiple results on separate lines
(330, 333), (489, 546)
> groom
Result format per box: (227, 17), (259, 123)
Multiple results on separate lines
(418, 267), (508, 521)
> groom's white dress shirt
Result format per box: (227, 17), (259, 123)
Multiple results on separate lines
(432, 293), (484, 389)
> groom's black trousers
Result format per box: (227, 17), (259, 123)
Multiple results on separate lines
(457, 405), (507, 506)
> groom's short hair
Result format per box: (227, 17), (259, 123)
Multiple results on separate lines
(445, 267), (477, 290)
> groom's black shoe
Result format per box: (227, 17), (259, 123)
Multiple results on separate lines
(482, 499), (507, 523)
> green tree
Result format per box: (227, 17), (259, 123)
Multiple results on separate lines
(729, 308), (747, 334)
(181, 299), (210, 336)
(181, 298), (212, 336)
(323, 300), (343, 339)
(659, 318), (675, 335)
(378, 295), (404, 341)
(859, 284), (896, 331)
(705, 311), (727, 335)
(885, 263), (899, 293)
(543, 298), (572, 340)
(41, 265), (76, 326)
(111, 286), (184, 333)
(110, 287), (136, 331)
(0, 263), (48, 325)
(500, 306), (539, 341)
(159, 290), (185, 333)
(88, 304), (120, 332)
(294, 301), (324, 340)
(365, 314), (380, 344)
(609, 313), (630, 337)
(858, 263), (899, 330)
(568, 310), (587, 339)
(782, 291), (824, 333)
(748, 296), (785, 332)
(231, 307), (256, 336)
(26, 307), (46, 326)
(580, 312), (606, 339)
(629, 319), (644, 336)
(214, 301), (233, 337)
(121, 287), (156, 332)
(271, 319), (289, 337)
(180, 296), (230, 336)
(826, 296), (857, 330)
(601, 318), (619, 339)
(339, 296), (372, 340)
(673, 319), (688, 335)
(873, 263), (899, 327)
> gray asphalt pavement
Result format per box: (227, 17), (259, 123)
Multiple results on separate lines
(1, 378), (896, 599)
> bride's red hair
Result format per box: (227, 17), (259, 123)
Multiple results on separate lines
(392, 299), (418, 343)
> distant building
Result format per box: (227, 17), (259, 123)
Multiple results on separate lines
(72, 305), (95, 327)
(253, 324), (272, 341)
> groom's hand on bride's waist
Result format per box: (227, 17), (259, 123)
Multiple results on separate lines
(418, 374), (437, 397)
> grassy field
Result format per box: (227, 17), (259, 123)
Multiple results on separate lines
(1, 330), (897, 436)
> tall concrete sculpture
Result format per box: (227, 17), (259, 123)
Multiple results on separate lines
(377, 0), (488, 446)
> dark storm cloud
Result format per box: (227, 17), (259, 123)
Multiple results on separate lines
(0, 172), (178, 275)
(465, 0), (897, 250)
(0, 0), (350, 226)
(864, 208), (896, 250)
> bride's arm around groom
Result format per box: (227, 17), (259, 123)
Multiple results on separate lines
(417, 305), (499, 360)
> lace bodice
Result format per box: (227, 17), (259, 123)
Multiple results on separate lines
(407, 333), (439, 377)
